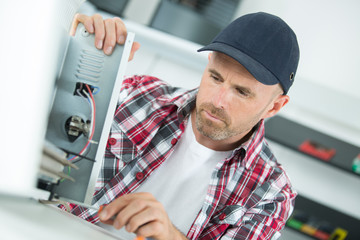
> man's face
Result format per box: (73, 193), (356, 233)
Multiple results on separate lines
(193, 52), (287, 150)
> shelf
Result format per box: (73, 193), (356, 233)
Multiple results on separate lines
(265, 115), (360, 177)
(286, 194), (360, 239)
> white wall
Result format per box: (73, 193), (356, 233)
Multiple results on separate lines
(123, 0), (360, 101)
(123, 20), (207, 90)
(123, 0), (160, 25)
(234, 0), (360, 100)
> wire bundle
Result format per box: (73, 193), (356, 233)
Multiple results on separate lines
(68, 84), (97, 162)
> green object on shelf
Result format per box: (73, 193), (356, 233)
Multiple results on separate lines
(352, 155), (360, 174)
(287, 219), (303, 230)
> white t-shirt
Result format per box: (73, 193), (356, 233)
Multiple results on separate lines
(97, 117), (231, 239)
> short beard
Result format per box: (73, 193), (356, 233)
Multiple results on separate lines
(195, 103), (237, 140)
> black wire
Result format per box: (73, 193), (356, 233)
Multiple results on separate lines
(60, 148), (96, 163)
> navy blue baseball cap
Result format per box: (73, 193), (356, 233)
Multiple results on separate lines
(198, 12), (300, 94)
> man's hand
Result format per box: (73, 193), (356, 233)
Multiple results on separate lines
(98, 192), (188, 240)
(70, 13), (140, 59)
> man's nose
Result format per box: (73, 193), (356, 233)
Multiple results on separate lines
(212, 86), (229, 109)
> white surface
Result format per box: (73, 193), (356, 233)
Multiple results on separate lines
(0, 194), (121, 240)
(234, 0), (360, 101)
(124, 19), (208, 73)
(123, 0), (160, 25)
(0, 0), (83, 197)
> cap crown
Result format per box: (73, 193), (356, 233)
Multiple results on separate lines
(199, 12), (300, 94)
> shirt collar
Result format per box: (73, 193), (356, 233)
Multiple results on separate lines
(234, 120), (265, 170)
(158, 88), (198, 123)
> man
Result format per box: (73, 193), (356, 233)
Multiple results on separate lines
(70, 11), (299, 240)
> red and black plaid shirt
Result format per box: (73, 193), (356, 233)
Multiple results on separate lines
(72, 75), (296, 239)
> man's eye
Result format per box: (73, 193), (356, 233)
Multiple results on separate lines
(211, 74), (220, 81)
(236, 88), (248, 97)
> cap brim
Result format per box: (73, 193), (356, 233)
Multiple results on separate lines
(198, 42), (279, 86)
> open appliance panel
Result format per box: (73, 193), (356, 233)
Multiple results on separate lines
(43, 23), (134, 204)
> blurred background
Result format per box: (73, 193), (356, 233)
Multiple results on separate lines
(1, 0), (359, 239)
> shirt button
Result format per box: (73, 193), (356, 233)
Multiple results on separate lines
(171, 138), (178, 145)
(108, 138), (117, 145)
(136, 172), (144, 180)
(179, 123), (185, 131)
(219, 213), (226, 220)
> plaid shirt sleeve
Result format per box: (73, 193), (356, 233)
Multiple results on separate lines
(196, 168), (296, 240)
(220, 177), (295, 239)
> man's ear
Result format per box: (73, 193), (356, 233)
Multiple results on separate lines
(263, 94), (290, 119)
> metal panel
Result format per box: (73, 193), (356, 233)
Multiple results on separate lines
(45, 23), (134, 203)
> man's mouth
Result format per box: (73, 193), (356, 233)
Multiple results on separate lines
(203, 110), (225, 123)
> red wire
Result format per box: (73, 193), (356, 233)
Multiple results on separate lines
(68, 84), (96, 162)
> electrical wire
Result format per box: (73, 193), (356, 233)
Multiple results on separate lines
(60, 84), (97, 182)
(67, 84), (96, 162)
(60, 148), (96, 162)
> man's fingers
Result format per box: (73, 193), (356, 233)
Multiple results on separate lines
(135, 221), (163, 239)
(112, 197), (158, 230)
(125, 206), (162, 233)
(70, 13), (94, 36)
(69, 14), (80, 36)
(93, 14), (105, 50)
(99, 193), (155, 222)
(100, 218), (115, 226)
(104, 19), (117, 55)
(114, 17), (127, 44)
(79, 14), (95, 34)
(98, 195), (130, 222)
(70, 14), (134, 57)
(98, 193), (180, 239)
